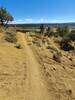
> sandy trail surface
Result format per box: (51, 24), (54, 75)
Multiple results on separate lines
(0, 32), (51, 100)
(18, 32), (51, 100)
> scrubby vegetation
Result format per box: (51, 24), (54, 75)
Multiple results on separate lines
(0, 26), (5, 33)
(0, 7), (16, 43)
(39, 25), (75, 52)
(5, 32), (17, 43)
(4, 27), (17, 43)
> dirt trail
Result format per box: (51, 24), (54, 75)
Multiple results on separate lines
(17, 32), (51, 100)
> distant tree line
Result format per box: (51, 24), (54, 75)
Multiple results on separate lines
(40, 24), (70, 37)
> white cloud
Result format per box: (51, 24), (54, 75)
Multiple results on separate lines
(25, 19), (33, 22)
(10, 18), (75, 24)
(39, 18), (44, 22)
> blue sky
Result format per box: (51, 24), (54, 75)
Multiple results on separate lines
(0, 0), (75, 23)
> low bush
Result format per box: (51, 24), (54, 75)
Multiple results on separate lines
(60, 32), (75, 51)
(46, 32), (58, 37)
(69, 33), (75, 41)
(47, 45), (59, 53)
(62, 34), (70, 43)
(5, 32), (17, 43)
(60, 42), (74, 51)
(0, 26), (5, 33)
(62, 33), (75, 43)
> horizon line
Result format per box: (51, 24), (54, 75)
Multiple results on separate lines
(9, 22), (75, 24)
(9, 18), (75, 24)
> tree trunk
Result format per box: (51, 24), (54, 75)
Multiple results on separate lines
(0, 19), (4, 26)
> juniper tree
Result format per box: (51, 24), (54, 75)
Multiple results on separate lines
(0, 7), (13, 26)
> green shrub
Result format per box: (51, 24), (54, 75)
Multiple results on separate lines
(61, 33), (75, 43)
(60, 33), (75, 51)
(69, 33), (75, 41)
(62, 34), (70, 43)
(60, 41), (74, 51)
(56, 26), (69, 37)
(47, 45), (60, 53)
